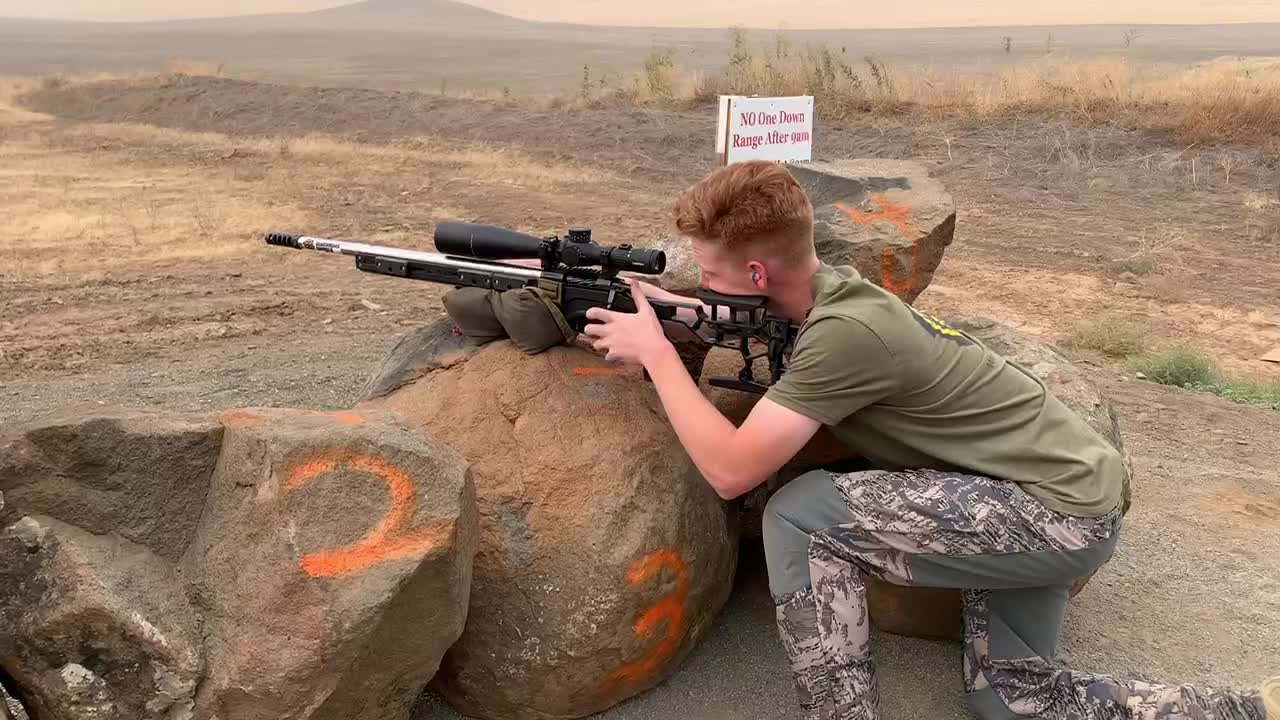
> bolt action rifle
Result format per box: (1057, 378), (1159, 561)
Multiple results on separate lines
(264, 222), (800, 394)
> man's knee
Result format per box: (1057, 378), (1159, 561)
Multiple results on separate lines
(762, 470), (849, 537)
(761, 470), (850, 597)
(764, 470), (828, 533)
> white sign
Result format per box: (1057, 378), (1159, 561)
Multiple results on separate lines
(716, 95), (814, 165)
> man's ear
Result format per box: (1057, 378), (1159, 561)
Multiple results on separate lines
(747, 260), (767, 289)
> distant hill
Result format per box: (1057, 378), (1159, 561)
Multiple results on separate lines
(302, 0), (531, 30)
(5, 0), (535, 34)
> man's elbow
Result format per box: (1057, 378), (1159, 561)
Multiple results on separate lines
(708, 469), (764, 501)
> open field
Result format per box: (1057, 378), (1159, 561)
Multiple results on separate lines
(5, 61), (1278, 391)
(1, 4), (1279, 717)
(3, 0), (1280, 95)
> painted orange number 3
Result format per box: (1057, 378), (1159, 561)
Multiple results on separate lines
(281, 449), (450, 578)
(608, 549), (690, 688)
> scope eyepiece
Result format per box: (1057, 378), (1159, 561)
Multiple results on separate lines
(603, 244), (666, 274)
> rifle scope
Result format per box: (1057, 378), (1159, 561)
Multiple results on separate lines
(434, 221), (665, 275)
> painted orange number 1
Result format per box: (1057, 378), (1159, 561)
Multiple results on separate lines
(834, 193), (922, 300)
(281, 449), (450, 578)
(608, 549), (690, 688)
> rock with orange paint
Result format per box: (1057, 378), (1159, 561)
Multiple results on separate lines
(0, 409), (224, 563)
(789, 158), (956, 304)
(180, 406), (478, 720)
(0, 515), (204, 720)
(356, 331), (739, 720)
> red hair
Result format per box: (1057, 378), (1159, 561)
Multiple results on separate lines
(672, 160), (814, 263)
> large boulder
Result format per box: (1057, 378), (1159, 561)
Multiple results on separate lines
(356, 321), (739, 720)
(0, 405), (479, 720)
(650, 159), (955, 305)
(791, 159), (955, 304)
(181, 406), (477, 720)
(0, 411), (223, 563)
(0, 515), (204, 720)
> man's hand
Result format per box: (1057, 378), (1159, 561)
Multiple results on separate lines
(582, 278), (673, 368)
(582, 278), (821, 500)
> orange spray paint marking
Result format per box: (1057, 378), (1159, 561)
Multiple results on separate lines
(221, 408), (367, 427)
(322, 411), (368, 426)
(282, 449), (448, 578)
(608, 549), (689, 688)
(221, 409), (265, 426)
(832, 194), (922, 299)
(879, 243), (922, 299)
(834, 193), (912, 237)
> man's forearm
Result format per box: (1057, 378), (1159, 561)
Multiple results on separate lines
(643, 285), (718, 334)
(642, 343), (755, 499)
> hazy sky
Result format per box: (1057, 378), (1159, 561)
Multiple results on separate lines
(4, 0), (1279, 26)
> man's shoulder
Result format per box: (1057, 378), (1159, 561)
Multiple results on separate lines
(802, 264), (909, 342)
(763, 267), (902, 424)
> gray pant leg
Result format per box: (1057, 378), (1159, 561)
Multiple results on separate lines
(901, 535), (1116, 718)
(761, 469), (1268, 720)
(763, 470), (872, 719)
(761, 469), (853, 597)
(962, 585), (1072, 720)
(915, 540), (1266, 720)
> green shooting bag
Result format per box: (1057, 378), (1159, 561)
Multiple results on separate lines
(442, 286), (577, 354)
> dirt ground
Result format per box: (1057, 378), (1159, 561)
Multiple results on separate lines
(2, 73), (1279, 718)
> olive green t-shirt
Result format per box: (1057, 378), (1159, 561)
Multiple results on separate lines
(763, 263), (1124, 517)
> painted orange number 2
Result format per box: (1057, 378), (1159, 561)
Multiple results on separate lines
(281, 449), (450, 578)
(608, 549), (690, 688)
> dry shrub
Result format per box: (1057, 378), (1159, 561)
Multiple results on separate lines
(159, 57), (226, 78)
(1068, 315), (1150, 359)
(595, 31), (1280, 146)
(1108, 228), (1187, 276)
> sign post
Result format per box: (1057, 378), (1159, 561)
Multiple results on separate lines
(715, 95), (814, 165)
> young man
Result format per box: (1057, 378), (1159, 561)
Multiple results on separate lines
(582, 160), (1278, 720)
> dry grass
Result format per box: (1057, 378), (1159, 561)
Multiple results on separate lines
(0, 74), (621, 281)
(1108, 228), (1188, 277)
(1068, 315), (1151, 359)
(0, 133), (312, 280)
(596, 33), (1280, 146)
(63, 121), (614, 187)
(1245, 191), (1280, 211)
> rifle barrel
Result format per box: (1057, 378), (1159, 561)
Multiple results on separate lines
(265, 233), (545, 280)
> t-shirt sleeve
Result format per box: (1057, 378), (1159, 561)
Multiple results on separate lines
(763, 316), (899, 425)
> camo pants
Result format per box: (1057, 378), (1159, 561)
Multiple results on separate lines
(762, 469), (1268, 720)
